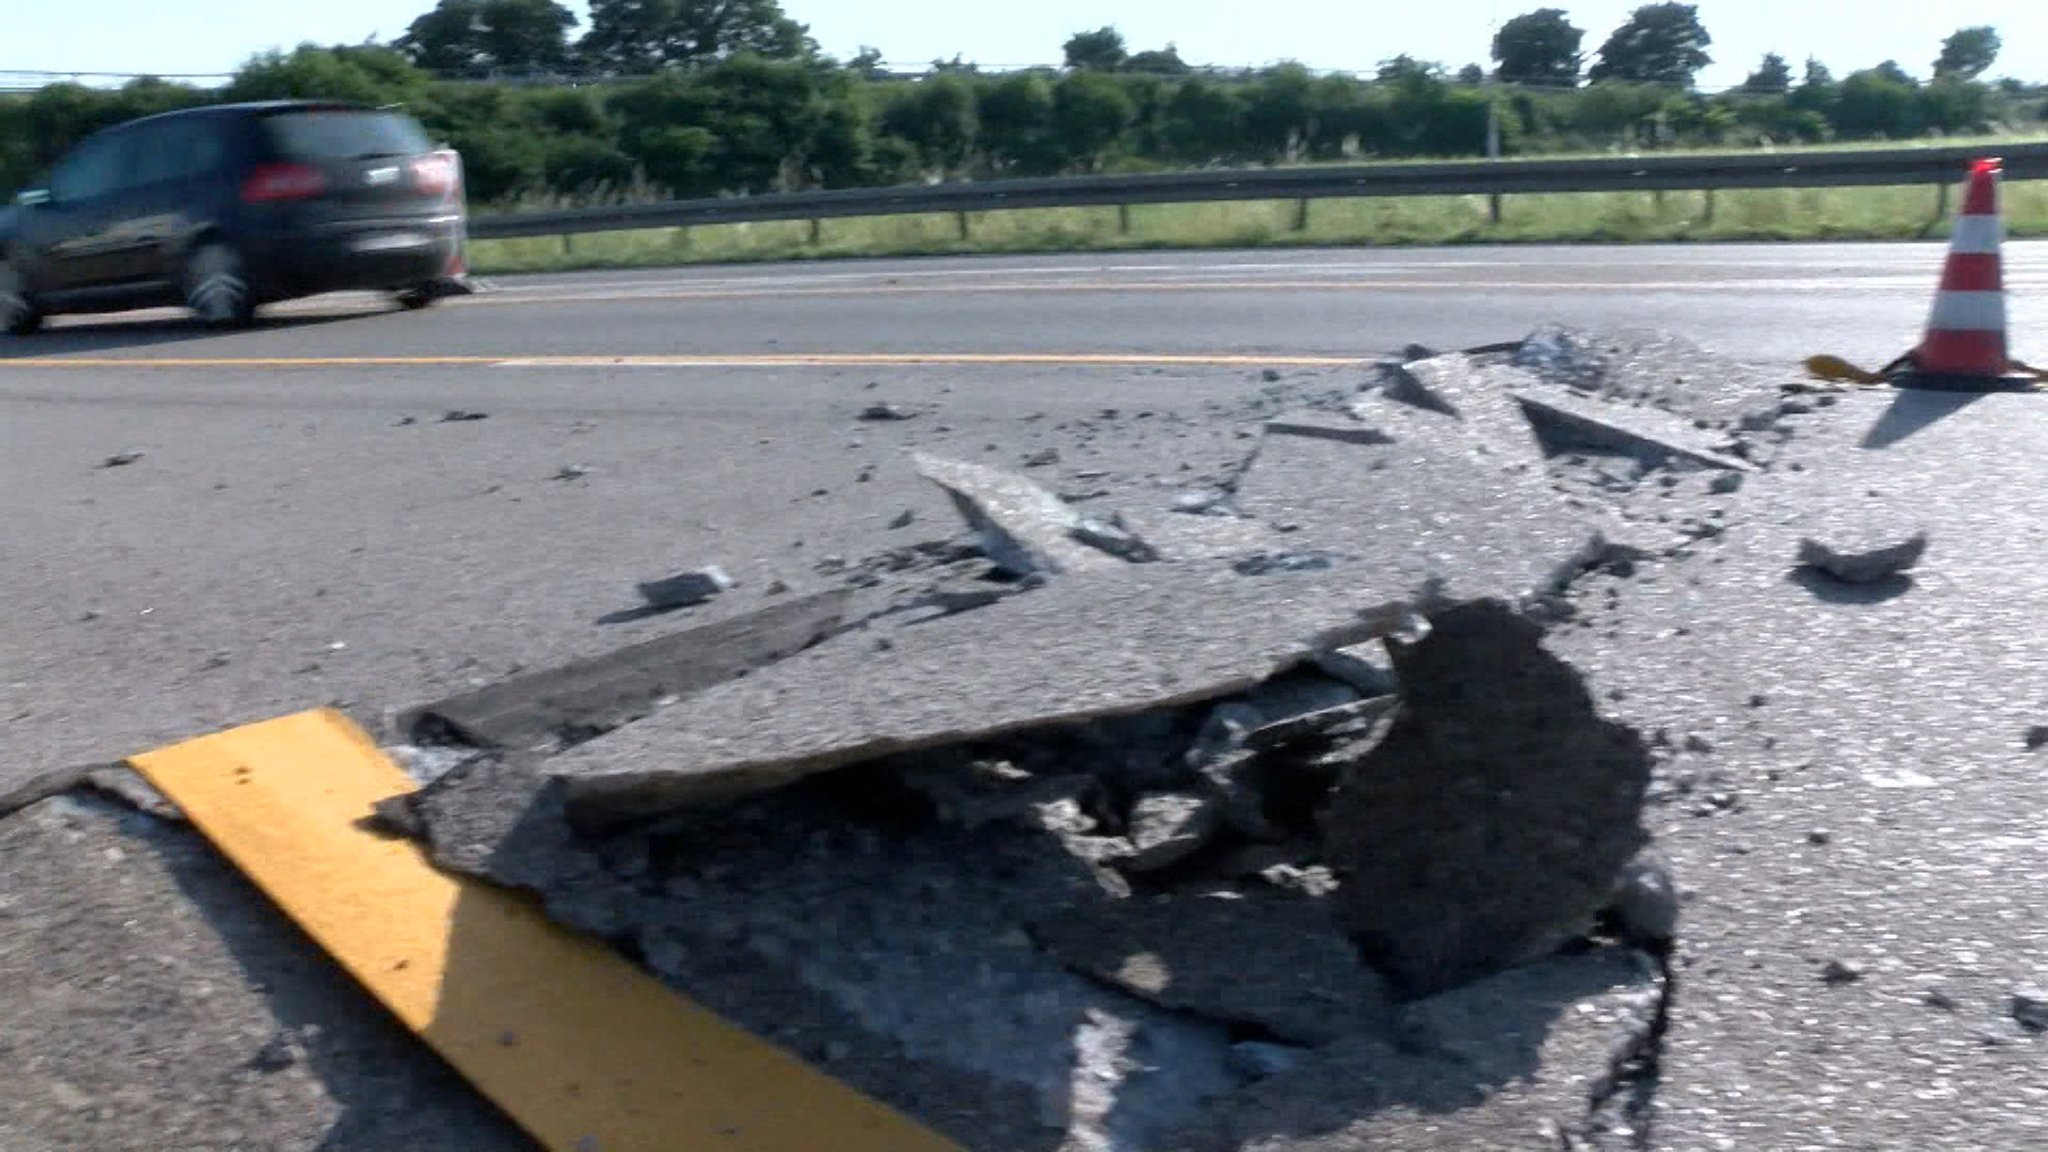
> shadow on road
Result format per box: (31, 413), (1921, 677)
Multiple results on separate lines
(1861, 388), (1992, 450)
(0, 306), (392, 359)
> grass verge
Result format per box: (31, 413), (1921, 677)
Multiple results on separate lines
(469, 183), (2048, 275)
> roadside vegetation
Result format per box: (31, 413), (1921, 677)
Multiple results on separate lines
(4, 2), (2044, 267)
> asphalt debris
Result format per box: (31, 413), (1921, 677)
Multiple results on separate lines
(858, 402), (921, 422)
(98, 451), (144, 468)
(1796, 530), (1929, 585)
(635, 565), (736, 612)
(439, 409), (489, 422)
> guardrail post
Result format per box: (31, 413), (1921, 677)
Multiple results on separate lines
(955, 211), (971, 241)
(1935, 180), (1951, 220)
(1292, 198), (1310, 232)
(562, 233), (574, 257)
(1117, 203), (1131, 236)
(1489, 194), (1503, 224)
(1702, 188), (1715, 225)
(808, 218), (822, 245)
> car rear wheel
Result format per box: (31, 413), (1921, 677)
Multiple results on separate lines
(0, 259), (43, 336)
(184, 242), (255, 328)
(394, 285), (437, 310)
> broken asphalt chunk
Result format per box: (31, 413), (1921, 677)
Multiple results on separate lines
(98, 451), (144, 468)
(400, 589), (849, 753)
(550, 569), (1414, 826)
(439, 409), (488, 422)
(1797, 531), (1929, 585)
(1121, 792), (1221, 872)
(858, 402), (920, 422)
(913, 452), (1114, 579)
(636, 565), (735, 612)
(1321, 600), (1653, 998)
(1513, 385), (1756, 473)
(1069, 514), (1161, 564)
(2012, 988), (2048, 1031)
(1031, 892), (1393, 1045)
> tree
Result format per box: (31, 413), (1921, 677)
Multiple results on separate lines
(1050, 71), (1133, 169)
(1934, 26), (2000, 81)
(1786, 56), (1838, 118)
(1125, 46), (1190, 76)
(1242, 62), (1317, 161)
(1492, 8), (1584, 87)
(397, 0), (577, 76)
(1588, 3), (1712, 87)
(846, 46), (885, 79)
(1834, 66), (1924, 138)
(1744, 52), (1791, 94)
(1457, 63), (1486, 86)
(1160, 76), (1242, 162)
(880, 74), (977, 176)
(977, 73), (1058, 173)
(1872, 60), (1916, 86)
(579, 0), (812, 72)
(1063, 27), (1127, 72)
(1377, 55), (1445, 89)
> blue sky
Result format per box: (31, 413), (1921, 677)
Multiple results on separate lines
(7, 1), (2046, 90)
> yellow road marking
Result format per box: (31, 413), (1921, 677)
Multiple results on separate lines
(4, 352), (1367, 369)
(128, 709), (962, 1152)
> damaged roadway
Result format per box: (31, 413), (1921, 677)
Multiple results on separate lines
(9, 325), (2048, 1151)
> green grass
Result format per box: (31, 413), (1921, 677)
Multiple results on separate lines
(469, 182), (2048, 275)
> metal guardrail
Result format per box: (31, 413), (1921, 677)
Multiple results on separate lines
(466, 142), (2048, 241)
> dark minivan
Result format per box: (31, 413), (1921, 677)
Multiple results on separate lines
(0, 100), (469, 334)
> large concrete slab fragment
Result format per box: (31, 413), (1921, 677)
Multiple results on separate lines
(551, 565), (1414, 825)
(1238, 403), (1610, 606)
(913, 452), (1117, 578)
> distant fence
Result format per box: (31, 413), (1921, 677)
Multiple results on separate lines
(467, 142), (2048, 242)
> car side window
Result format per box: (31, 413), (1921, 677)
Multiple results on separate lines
(131, 120), (226, 187)
(47, 136), (128, 204)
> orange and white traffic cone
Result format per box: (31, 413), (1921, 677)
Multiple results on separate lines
(1904, 157), (2039, 391)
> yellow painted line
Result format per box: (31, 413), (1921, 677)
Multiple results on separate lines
(4, 352), (1367, 370)
(128, 709), (962, 1152)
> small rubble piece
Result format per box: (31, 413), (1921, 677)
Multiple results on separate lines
(1821, 959), (1865, 986)
(2027, 726), (2048, 751)
(1606, 857), (1679, 949)
(913, 452), (1113, 578)
(1512, 386), (1756, 473)
(1310, 644), (1398, 697)
(899, 756), (1101, 833)
(1321, 599), (1653, 997)
(99, 451), (144, 468)
(1233, 550), (1339, 576)
(2012, 988), (2048, 1031)
(1070, 514), (1161, 564)
(1123, 792), (1221, 872)
(1172, 488), (1233, 515)
(1263, 417), (1395, 447)
(439, 409), (488, 422)
(1021, 447), (1060, 468)
(1797, 530), (1929, 585)
(636, 565), (734, 612)
(887, 509), (915, 529)
(858, 402), (919, 422)
(551, 464), (591, 482)
(1031, 892), (1393, 1045)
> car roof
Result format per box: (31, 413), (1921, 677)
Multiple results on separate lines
(114, 100), (385, 131)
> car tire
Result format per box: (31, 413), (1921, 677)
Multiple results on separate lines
(0, 258), (43, 336)
(183, 242), (255, 328)
(394, 285), (437, 310)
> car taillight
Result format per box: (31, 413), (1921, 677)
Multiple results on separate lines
(242, 163), (328, 203)
(412, 152), (459, 200)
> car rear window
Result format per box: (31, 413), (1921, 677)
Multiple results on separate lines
(262, 110), (432, 161)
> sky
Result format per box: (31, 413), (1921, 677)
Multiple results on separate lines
(6, 0), (2048, 91)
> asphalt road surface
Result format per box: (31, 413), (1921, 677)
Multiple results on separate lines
(4, 240), (2045, 789)
(7, 240), (2048, 1152)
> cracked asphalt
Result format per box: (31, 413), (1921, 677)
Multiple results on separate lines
(6, 241), (2048, 1150)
